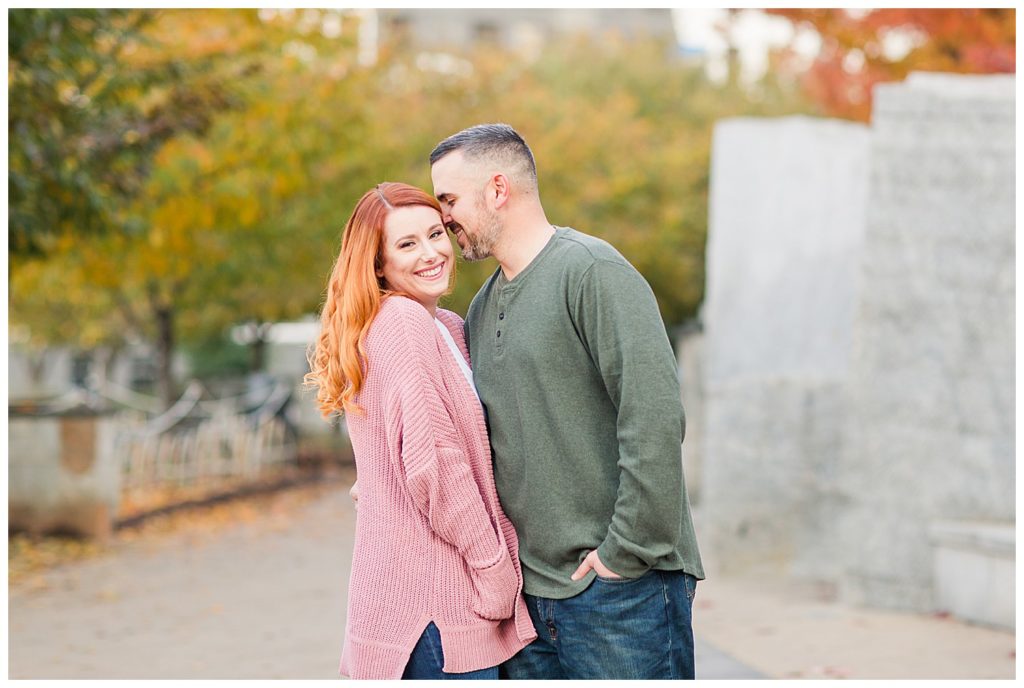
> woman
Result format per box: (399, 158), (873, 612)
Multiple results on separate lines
(305, 182), (536, 680)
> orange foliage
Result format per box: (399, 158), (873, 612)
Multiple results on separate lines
(769, 8), (1015, 121)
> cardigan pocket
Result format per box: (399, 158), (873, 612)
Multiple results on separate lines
(469, 546), (518, 620)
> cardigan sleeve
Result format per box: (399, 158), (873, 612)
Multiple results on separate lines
(383, 299), (517, 619)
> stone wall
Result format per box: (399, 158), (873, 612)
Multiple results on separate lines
(701, 116), (870, 579)
(698, 73), (1014, 616)
(836, 73), (1015, 609)
(9, 412), (122, 539)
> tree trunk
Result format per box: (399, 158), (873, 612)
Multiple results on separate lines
(26, 349), (48, 389)
(250, 333), (266, 373)
(91, 345), (120, 390)
(154, 304), (176, 410)
(248, 321), (273, 373)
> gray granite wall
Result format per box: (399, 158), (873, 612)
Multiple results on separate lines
(836, 73), (1015, 609)
(701, 116), (870, 579)
(697, 73), (1015, 612)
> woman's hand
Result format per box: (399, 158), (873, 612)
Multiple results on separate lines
(471, 549), (519, 620)
(570, 549), (622, 581)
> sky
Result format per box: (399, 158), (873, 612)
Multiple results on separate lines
(672, 8), (923, 85)
(672, 8), (822, 84)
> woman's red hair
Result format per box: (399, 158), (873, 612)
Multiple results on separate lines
(305, 182), (447, 417)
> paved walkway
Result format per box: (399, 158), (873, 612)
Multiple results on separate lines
(8, 480), (1013, 679)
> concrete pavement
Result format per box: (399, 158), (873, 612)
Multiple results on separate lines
(8, 478), (1012, 679)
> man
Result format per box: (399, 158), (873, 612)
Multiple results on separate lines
(429, 123), (705, 680)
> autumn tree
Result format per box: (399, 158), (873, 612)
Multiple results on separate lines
(8, 9), (248, 256)
(12, 10), (812, 409)
(356, 33), (810, 326)
(10, 9), (361, 407)
(767, 8), (1015, 121)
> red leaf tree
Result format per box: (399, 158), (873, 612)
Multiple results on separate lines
(768, 8), (1015, 121)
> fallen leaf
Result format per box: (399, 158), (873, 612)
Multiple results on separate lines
(96, 588), (119, 601)
(824, 665), (852, 678)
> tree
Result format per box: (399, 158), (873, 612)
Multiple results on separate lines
(11, 10), (813, 410)
(8, 9), (247, 257)
(767, 8), (1015, 121)
(9, 8), (356, 407)
(355, 34), (810, 326)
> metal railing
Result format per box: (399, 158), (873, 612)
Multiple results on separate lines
(108, 379), (298, 491)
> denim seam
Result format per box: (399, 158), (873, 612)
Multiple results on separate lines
(546, 598), (558, 646)
(660, 572), (677, 680)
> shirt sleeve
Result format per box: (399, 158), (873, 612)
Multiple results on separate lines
(572, 259), (686, 578)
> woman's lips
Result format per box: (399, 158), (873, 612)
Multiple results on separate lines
(415, 261), (446, 279)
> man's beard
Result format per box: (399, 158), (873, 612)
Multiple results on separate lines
(456, 203), (502, 262)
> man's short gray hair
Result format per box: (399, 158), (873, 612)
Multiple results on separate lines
(430, 123), (537, 187)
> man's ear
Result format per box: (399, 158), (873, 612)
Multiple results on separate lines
(491, 173), (511, 209)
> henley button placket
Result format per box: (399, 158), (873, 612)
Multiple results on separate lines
(496, 307), (507, 340)
(494, 295), (507, 352)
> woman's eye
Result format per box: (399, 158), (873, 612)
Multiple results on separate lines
(430, 230), (443, 239)
(399, 242), (414, 249)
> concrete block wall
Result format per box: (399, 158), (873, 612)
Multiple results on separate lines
(701, 116), (870, 580)
(9, 413), (122, 539)
(698, 73), (1015, 618)
(836, 73), (1015, 610)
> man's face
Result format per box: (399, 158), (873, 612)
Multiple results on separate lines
(431, 151), (502, 262)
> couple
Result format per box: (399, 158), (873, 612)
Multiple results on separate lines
(306, 124), (705, 680)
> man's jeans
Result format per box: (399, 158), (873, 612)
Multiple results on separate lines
(500, 568), (698, 680)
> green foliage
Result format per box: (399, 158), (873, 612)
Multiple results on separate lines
(180, 335), (250, 380)
(10, 10), (813, 391)
(358, 36), (810, 325)
(10, 9), (145, 254)
(7, 9), (248, 257)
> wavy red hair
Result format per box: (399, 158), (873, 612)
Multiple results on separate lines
(305, 182), (447, 417)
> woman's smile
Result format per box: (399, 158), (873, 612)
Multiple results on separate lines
(415, 261), (446, 280)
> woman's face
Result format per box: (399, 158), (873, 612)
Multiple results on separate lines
(379, 205), (453, 313)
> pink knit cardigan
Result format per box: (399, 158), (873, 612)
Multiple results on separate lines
(339, 295), (536, 679)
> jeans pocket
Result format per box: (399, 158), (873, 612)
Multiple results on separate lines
(684, 573), (697, 602)
(595, 569), (652, 585)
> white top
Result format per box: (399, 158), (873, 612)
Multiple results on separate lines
(435, 318), (480, 402)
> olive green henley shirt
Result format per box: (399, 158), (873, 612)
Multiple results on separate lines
(465, 226), (705, 599)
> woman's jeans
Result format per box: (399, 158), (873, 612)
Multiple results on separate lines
(500, 568), (698, 680)
(401, 622), (499, 680)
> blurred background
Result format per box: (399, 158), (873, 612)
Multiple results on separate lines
(7, 7), (1016, 679)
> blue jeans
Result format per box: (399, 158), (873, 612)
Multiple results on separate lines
(500, 569), (698, 680)
(401, 622), (499, 680)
